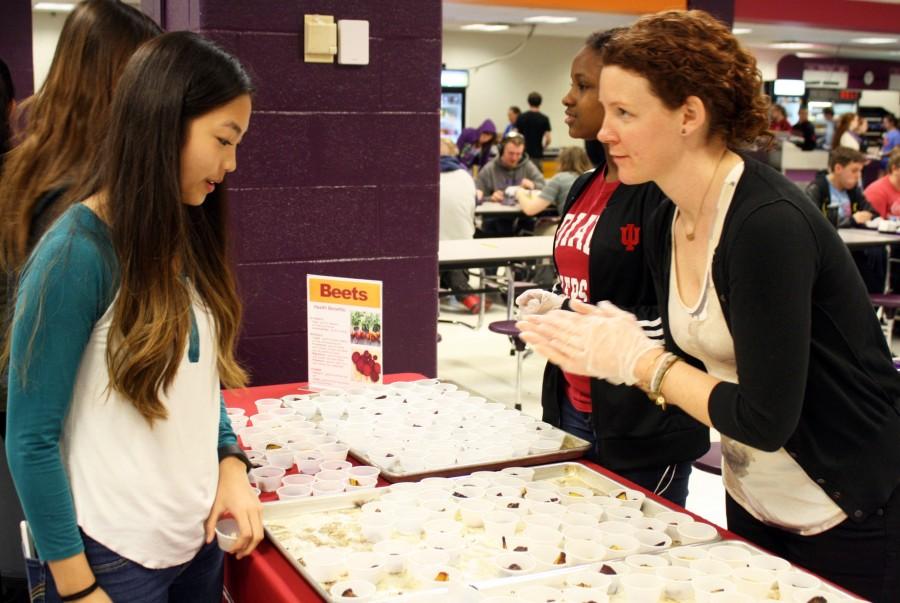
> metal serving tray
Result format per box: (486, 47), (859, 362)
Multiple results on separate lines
(307, 380), (591, 482)
(261, 462), (702, 602)
(463, 538), (866, 602)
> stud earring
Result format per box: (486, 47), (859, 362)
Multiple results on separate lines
(681, 128), (686, 134)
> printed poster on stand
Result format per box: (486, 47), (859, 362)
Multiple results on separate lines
(307, 274), (383, 391)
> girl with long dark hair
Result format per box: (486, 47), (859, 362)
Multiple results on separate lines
(6, 31), (259, 602)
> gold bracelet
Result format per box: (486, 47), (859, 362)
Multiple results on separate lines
(648, 354), (680, 410)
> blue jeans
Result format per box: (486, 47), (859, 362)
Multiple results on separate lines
(559, 397), (692, 507)
(25, 531), (223, 603)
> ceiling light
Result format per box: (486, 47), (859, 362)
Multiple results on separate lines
(461, 23), (510, 32)
(732, 28), (752, 35)
(770, 42), (816, 50)
(33, 1), (76, 10)
(523, 16), (577, 24)
(796, 52), (828, 59)
(850, 37), (898, 45)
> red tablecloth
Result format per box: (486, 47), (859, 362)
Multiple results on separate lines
(221, 376), (855, 602)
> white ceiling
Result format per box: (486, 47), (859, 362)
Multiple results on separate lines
(443, 1), (900, 61)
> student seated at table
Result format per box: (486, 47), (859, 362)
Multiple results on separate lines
(515, 146), (591, 219)
(439, 138), (489, 313)
(865, 148), (900, 219)
(805, 147), (885, 292)
(475, 131), (545, 236)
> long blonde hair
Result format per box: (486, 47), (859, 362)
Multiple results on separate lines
(0, 0), (160, 270)
(558, 146), (592, 175)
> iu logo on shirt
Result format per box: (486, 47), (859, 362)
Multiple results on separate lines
(620, 223), (640, 251)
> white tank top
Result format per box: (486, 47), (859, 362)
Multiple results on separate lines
(668, 162), (845, 535)
(61, 290), (221, 568)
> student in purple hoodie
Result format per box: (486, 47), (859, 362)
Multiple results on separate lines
(458, 119), (498, 172)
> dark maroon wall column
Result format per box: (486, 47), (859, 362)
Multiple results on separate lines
(161, 1), (440, 385)
(688, 0), (734, 26)
(0, 0), (34, 99)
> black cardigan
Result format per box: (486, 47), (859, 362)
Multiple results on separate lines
(541, 167), (710, 472)
(645, 156), (900, 521)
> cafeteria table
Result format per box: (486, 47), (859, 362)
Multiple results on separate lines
(221, 373), (859, 603)
(439, 236), (554, 320)
(838, 227), (900, 249)
(474, 201), (523, 216)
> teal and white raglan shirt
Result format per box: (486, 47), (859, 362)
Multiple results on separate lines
(5, 204), (237, 568)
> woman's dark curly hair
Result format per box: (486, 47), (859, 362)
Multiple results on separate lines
(602, 10), (770, 148)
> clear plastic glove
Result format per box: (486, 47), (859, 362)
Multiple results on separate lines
(516, 300), (662, 385)
(516, 289), (566, 317)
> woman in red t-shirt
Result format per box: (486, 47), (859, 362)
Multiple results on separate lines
(515, 30), (708, 506)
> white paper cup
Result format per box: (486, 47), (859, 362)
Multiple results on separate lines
(676, 521), (718, 544)
(449, 484), (485, 500)
(655, 511), (694, 540)
(777, 570), (822, 600)
(215, 518), (239, 552)
(667, 545), (708, 567)
(597, 520), (635, 536)
(349, 465), (381, 481)
(732, 566), (776, 598)
(528, 543), (567, 569)
(483, 510), (520, 547)
(568, 502), (605, 522)
(423, 518), (462, 538)
(225, 407), (246, 417)
(600, 533), (641, 559)
(317, 442), (350, 461)
(494, 551), (537, 576)
(250, 466), (285, 493)
(562, 511), (598, 530)
(689, 557), (733, 578)
(345, 551), (388, 583)
(347, 475), (378, 491)
(565, 539), (606, 565)
(360, 513), (396, 543)
(329, 579), (376, 603)
(792, 589), (851, 603)
(633, 529), (672, 554)
(692, 575), (737, 603)
(655, 565), (699, 602)
(373, 539), (413, 574)
(254, 398), (283, 413)
(522, 525), (563, 547)
(530, 438), (562, 454)
(229, 415), (249, 430)
(282, 473), (315, 487)
(494, 496), (528, 515)
(264, 449), (295, 470)
(304, 547), (346, 583)
(316, 469), (348, 484)
(608, 488), (645, 510)
(621, 572), (665, 603)
(319, 459), (352, 472)
(708, 544), (752, 568)
(458, 498), (493, 528)
(276, 484), (311, 500)
(563, 525), (605, 546)
(311, 480), (345, 497)
(526, 512), (562, 531)
(565, 569), (613, 591)
(423, 532), (466, 563)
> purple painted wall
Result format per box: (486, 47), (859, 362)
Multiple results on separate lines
(778, 54), (900, 91)
(687, 0), (734, 27)
(0, 0), (34, 100)
(156, 1), (441, 385)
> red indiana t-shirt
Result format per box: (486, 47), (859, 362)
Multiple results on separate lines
(554, 172), (620, 413)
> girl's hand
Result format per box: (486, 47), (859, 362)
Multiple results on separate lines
(204, 457), (263, 559)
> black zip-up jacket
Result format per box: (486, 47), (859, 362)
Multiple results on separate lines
(541, 167), (710, 472)
(804, 170), (875, 228)
(645, 156), (900, 521)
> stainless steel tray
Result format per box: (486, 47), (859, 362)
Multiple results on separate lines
(466, 537), (866, 602)
(261, 462), (704, 602)
(308, 380), (591, 482)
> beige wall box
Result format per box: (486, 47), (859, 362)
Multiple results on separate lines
(337, 20), (369, 66)
(304, 14), (337, 63)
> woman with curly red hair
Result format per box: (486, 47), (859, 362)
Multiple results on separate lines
(519, 10), (900, 600)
